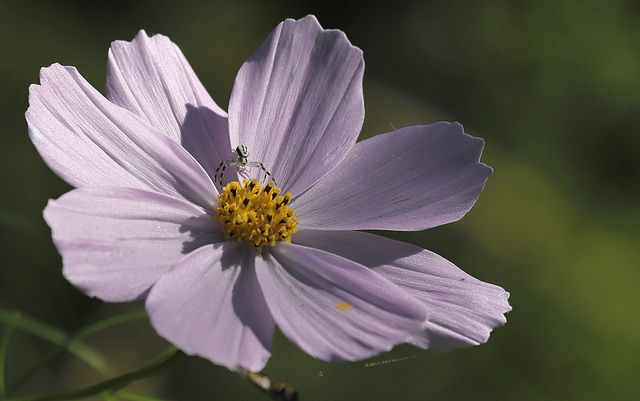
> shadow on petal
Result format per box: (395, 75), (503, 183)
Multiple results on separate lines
(181, 105), (235, 188)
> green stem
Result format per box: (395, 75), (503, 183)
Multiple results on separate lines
(10, 308), (147, 393)
(4, 347), (185, 401)
(0, 309), (109, 376)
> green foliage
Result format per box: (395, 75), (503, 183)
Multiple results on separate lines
(0, 308), (182, 401)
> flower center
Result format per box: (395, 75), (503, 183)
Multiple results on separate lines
(214, 179), (299, 250)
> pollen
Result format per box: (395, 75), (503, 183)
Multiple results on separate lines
(336, 302), (352, 310)
(214, 179), (299, 250)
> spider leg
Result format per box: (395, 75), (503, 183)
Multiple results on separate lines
(216, 161), (239, 187)
(256, 162), (276, 186)
(214, 161), (226, 187)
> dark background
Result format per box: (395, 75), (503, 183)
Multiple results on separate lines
(1, 0), (639, 400)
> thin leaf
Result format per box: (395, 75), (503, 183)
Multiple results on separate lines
(1, 312), (21, 400)
(4, 347), (185, 401)
(0, 309), (110, 377)
(100, 392), (120, 401)
(0, 209), (40, 233)
(73, 309), (147, 338)
(116, 390), (174, 401)
(9, 308), (147, 393)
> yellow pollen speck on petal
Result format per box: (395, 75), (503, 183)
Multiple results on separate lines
(213, 179), (299, 251)
(336, 302), (352, 310)
(301, 303), (307, 307)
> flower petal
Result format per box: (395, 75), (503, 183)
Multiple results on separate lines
(256, 243), (429, 362)
(44, 187), (221, 302)
(26, 63), (217, 210)
(293, 229), (511, 350)
(146, 243), (275, 372)
(229, 15), (364, 194)
(106, 30), (231, 179)
(293, 122), (492, 231)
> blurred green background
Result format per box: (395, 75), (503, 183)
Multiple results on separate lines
(1, 0), (639, 400)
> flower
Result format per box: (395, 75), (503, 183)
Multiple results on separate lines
(26, 15), (511, 372)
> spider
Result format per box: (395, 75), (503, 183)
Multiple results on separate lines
(214, 145), (276, 187)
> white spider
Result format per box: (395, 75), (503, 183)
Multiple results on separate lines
(214, 145), (276, 187)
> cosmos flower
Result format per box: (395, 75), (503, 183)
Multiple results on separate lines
(26, 15), (510, 372)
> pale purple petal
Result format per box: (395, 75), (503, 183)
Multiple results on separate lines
(26, 63), (218, 210)
(146, 243), (275, 372)
(293, 230), (511, 349)
(43, 187), (222, 302)
(255, 243), (429, 362)
(229, 15), (364, 194)
(106, 30), (231, 180)
(293, 122), (492, 231)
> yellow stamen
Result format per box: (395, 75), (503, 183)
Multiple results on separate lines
(214, 179), (299, 251)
